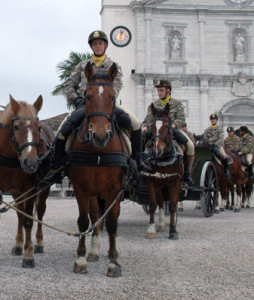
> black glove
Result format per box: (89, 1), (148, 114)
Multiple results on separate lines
(73, 97), (85, 108)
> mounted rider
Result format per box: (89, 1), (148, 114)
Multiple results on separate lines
(223, 126), (240, 154)
(237, 125), (254, 180)
(203, 114), (229, 176)
(141, 80), (195, 183)
(44, 30), (148, 183)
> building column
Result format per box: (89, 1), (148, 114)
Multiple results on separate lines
(199, 78), (209, 132)
(198, 11), (207, 74)
(136, 83), (145, 121)
(145, 9), (152, 73)
(144, 77), (154, 119)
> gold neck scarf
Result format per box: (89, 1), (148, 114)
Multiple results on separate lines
(93, 54), (107, 67)
(211, 124), (218, 130)
(160, 95), (171, 105)
(243, 133), (248, 138)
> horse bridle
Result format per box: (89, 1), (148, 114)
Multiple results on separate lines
(10, 116), (41, 155)
(81, 80), (116, 143)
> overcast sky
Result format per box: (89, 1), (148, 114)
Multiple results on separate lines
(0, 0), (101, 120)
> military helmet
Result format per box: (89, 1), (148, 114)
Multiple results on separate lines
(240, 125), (249, 133)
(227, 126), (234, 132)
(88, 30), (108, 45)
(155, 80), (172, 89)
(210, 113), (218, 120)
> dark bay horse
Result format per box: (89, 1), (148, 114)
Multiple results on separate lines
(213, 150), (247, 212)
(0, 95), (54, 267)
(142, 103), (184, 239)
(67, 63), (129, 277)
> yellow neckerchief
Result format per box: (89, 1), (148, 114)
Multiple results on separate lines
(160, 94), (171, 105)
(243, 133), (249, 138)
(93, 54), (107, 67)
(210, 124), (218, 130)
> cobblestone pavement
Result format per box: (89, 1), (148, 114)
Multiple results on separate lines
(0, 195), (254, 300)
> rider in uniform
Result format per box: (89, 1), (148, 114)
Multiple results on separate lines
(237, 125), (254, 179)
(44, 30), (147, 183)
(142, 80), (195, 183)
(223, 126), (240, 154)
(203, 114), (229, 176)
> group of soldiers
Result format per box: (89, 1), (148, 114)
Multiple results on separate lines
(184, 113), (254, 180)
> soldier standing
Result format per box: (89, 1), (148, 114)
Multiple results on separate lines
(142, 80), (195, 183)
(203, 114), (229, 176)
(238, 126), (254, 179)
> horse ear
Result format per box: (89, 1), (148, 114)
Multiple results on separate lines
(33, 95), (43, 113)
(151, 103), (156, 116)
(85, 62), (94, 81)
(108, 63), (118, 81)
(9, 95), (20, 115)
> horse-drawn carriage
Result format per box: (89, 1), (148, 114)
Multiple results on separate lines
(133, 144), (219, 217)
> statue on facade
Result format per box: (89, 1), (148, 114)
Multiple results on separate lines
(234, 33), (245, 62)
(170, 35), (181, 59)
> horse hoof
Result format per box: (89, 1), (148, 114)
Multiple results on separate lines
(73, 262), (88, 274)
(107, 262), (122, 278)
(215, 209), (220, 214)
(34, 245), (44, 254)
(220, 208), (224, 212)
(87, 253), (99, 262)
(246, 205), (250, 209)
(146, 232), (155, 239)
(22, 259), (35, 268)
(234, 208), (240, 213)
(11, 247), (22, 256)
(169, 232), (178, 240)
(229, 206), (233, 210)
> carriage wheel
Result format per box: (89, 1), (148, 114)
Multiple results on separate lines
(199, 161), (218, 217)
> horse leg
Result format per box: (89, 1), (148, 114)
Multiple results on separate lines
(230, 185), (235, 210)
(234, 184), (242, 212)
(12, 202), (24, 256)
(157, 189), (165, 232)
(87, 196), (101, 262)
(73, 192), (90, 274)
(34, 189), (49, 254)
(146, 184), (157, 239)
(168, 189), (179, 240)
(106, 199), (122, 278)
(22, 196), (36, 268)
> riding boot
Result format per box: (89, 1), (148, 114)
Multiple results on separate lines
(248, 165), (253, 180)
(222, 158), (229, 177)
(43, 138), (67, 184)
(131, 129), (149, 171)
(184, 155), (194, 184)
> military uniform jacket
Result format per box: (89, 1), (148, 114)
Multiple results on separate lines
(224, 135), (240, 152)
(238, 134), (254, 154)
(63, 56), (123, 103)
(142, 98), (186, 129)
(203, 125), (224, 147)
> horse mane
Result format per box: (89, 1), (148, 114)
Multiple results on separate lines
(0, 101), (37, 125)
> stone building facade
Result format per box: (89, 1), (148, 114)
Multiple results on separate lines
(101, 0), (254, 134)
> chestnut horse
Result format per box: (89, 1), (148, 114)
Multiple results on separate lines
(0, 95), (54, 267)
(213, 150), (247, 212)
(142, 103), (184, 239)
(67, 63), (129, 277)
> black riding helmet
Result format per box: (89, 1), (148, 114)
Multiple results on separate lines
(155, 80), (172, 89)
(88, 30), (108, 46)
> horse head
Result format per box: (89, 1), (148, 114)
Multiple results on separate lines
(84, 62), (117, 148)
(9, 95), (42, 173)
(150, 103), (173, 158)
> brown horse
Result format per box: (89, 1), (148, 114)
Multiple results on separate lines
(142, 103), (184, 239)
(67, 63), (129, 277)
(213, 150), (247, 212)
(0, 95), (54, 267)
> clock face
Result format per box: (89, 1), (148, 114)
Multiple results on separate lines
(110, 26), (132, 47)
(230, 0), (246, 3)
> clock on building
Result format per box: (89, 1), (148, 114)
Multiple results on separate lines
(110, 26), (132, 47)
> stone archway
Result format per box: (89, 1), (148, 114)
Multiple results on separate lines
(219, 98), (254, 132)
